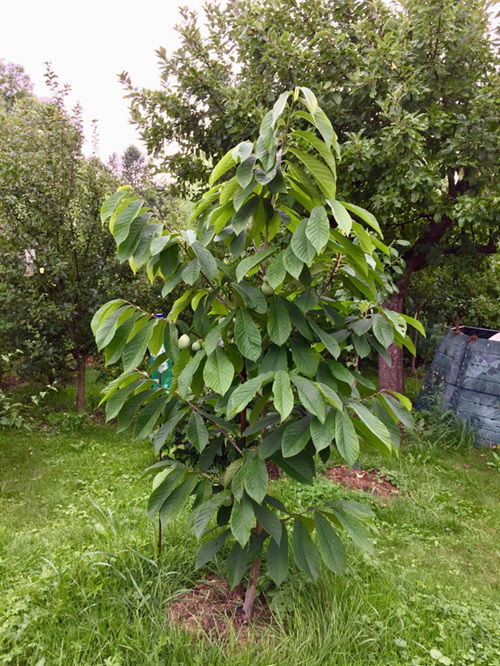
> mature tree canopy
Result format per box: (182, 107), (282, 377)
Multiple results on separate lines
(121, 0), (499, 390)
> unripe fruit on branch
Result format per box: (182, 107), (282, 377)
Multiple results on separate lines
(191, 341), (202, 352)
(261, 282), (274, 296)
(178, 334), (190, 349)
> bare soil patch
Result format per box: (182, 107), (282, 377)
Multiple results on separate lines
(167, 575), (272, 639)
(324, 465), (399, 498)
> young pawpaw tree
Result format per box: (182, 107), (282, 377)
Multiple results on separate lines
(92, 87), (421, 621)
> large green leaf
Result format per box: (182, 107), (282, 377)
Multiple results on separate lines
(291, 376), (326, 424)
(290, 341), (319, 377)
(334, 411), (359, 468)
(234, 309), (262, 361)
(314, 513), (345, 575)
(134, 392), (170, 440)
(340, 201), (382, 236)
(327, 199), (352, 235)
(243, 452), (269, 504)
(267, 529), (288, 585)
(226, 373), (270, 418)
(310, 409), (336, 452)
(291, 219), (316, 265)
(287, 148), (336, 199)
(147, 469), (184, 517)
(235, 246), (276, 283)
(348, 402), (392, 451)
(111, 199), (144, 245)
(253, 502), (282, 544)
(192, 491), (230, 539)
(122, 318), (156, 372)
(230, 494), (255, 546)
(159, 475), (199, 526)
(186, 411), (209, 452)
(283, 245), (304, 279)
(266, 252), (286, 289)
(267, 296), (292, 345)
(178, 350), (206, 398)
(196, 529), (229, 568)
(293, 519), (320, 581)
(372, 313), (394, 348)
(305, 206), (330, 252)
(309, 320), (340, 359)
(272, 370), (294, 422)
(209, 148), (237, 185)
(192, 241), (217, 281)
(226, 542), (249, 588)
(281, 416), (312, 457)
(203, 348), (234, 396)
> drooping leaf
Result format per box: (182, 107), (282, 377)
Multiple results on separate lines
(327, 199), (352, 235)
(348, 402), (393, 451)
(243, 453), (269, 504)
(193, 491), (230, 539)
(203, 348), (234, 396)
(234, 309), (262, 361)
(305, 206), (330, 252)
(310, 409), (336, 452)
(147, 469), (184, 517)
(372, 313), (395, 348)
(235, 246), (276, 283)
(267, 529), (288, 585)
(292, 375), (326, 424)
(334, 411), (359, 468)
(314, 512), (345, 575)
(186, 411), (209, 452)
(291, 219), (316, 265)
(159, 475), (199, 526)
(293, 519), (320, 581)
(178, 350), (206, 398)
(196, 529), (229, 568)
(266, 252), (286, 289)
(225, 542), (249, 588)
(267, 296), (292, 345)
(281, 416), (312, 457)
(253, 502), (282, 545)
(230, 494), (255, 547)
(226, 373), (270, 419)
(290, 341), (320, 377)
(272, 370), (294, 422)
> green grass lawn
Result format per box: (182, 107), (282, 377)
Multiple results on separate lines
(0, 423), (498, 665)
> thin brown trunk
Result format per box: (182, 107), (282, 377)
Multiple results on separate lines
(241, 555), (262, 621)
(378, 291), (405, 393)
(76, 354), (87, 411)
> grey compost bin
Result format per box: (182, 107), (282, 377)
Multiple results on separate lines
(417, 326), (500, 447)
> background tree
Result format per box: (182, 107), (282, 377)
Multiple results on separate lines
(92, 89), (418, 620)
(121, 0), (499, 391)
(0, 67), (154, 409)
(0, 58), (33, 108)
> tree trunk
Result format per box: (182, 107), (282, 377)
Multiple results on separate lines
(76, 354), (87, 411)
(378, 291), (405, 393)
(241, 555), (262, 621)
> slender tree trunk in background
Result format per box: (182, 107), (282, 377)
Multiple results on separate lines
(378, 290), (405, 393)
(76, 353), (87, 411)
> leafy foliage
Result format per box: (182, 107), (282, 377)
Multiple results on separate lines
(93, 89), (417, 606)
(121, 0), (498, 391)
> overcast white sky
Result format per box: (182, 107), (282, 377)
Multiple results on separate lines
(1, 0), (210, 160)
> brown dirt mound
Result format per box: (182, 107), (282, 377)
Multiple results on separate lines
(324, 465), (399, 498)
(167, 575), (271, 639)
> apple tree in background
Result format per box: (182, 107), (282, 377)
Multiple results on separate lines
(92, 88), (419, 620)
